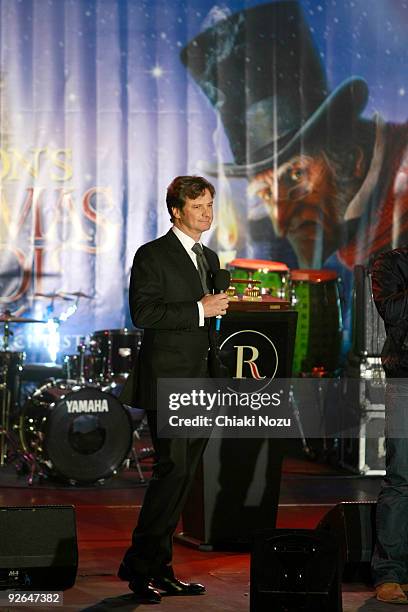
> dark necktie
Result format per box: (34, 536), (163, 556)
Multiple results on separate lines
(192, 242), (210, 294)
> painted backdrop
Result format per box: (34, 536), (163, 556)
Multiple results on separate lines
(0, 0), (407, 361)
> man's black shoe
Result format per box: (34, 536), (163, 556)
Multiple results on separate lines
(127, 579), (162, 604)
(118, 563), (161, 604)
(151, 575), (206, 596)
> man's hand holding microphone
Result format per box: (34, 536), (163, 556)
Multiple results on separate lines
(201, 269), (231, 323)
(201, 293), (229, 317)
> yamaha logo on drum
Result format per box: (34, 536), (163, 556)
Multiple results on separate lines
(66, 398), (109, 413)
(20, 381), (132, 484)
(220, 329), (279, 392)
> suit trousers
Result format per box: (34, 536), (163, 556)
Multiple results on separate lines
(122, 362), (210, 577)
(372, 381), (408, 585)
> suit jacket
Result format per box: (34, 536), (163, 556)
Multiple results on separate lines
(120, 229), (221, 409)
(372, 246), (408, 377)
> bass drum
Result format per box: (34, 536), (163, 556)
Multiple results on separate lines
(20, 381), (133, 484)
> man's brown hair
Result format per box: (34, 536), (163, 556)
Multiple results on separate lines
(166, 175), (215, 221)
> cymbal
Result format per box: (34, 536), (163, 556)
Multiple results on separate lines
(0, 271), (23, 278)
(57, 291), (94, 299)
(0, 271), (60, 278)
(34, 292), (72, 301)
(0, 313), (45, 323)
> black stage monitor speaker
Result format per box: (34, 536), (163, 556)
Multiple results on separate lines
(250, 529), (342, 612)
(317, 501), (376, 582)
(0, 505), (78, 590)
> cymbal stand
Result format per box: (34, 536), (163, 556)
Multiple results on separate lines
(288, 384), (315, 459)
(2, 319), (11, 350)
(0, 360), (10, 466)
(316, 377), (328, 454)
(0, 315), (12, 466)
(77, 338), (87, 384)
(309, 367), (330, 458)
(0, 353), (42, 481)
(125, 429), (145, 483)
(106, 336), (114, 380)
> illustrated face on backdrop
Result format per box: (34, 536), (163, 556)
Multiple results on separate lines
(180, 2), (373, 269)
(249, 149), (364, 267)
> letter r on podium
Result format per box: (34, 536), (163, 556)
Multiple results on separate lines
(233, 345), (265, 380)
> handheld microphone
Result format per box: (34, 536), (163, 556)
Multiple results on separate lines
(214, 269), (231, 332)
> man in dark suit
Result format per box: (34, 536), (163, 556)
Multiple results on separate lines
(118, 175), (229, 604)
(371, 248), (408, 604)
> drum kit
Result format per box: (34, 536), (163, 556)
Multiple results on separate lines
(0, 299), (148, 486)
(228, 259), (344, 461)
(0, 258), (343, 480)
(227, 259), (343, 376)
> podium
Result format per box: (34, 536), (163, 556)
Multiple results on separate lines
(179, 302), (297, 549)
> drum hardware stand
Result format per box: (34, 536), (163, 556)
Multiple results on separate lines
(10, 425), (47, 486)
(3, 388), (48, 485)
(123, 411), (155, 483)
(288, 385), (316, 459)
(106, 336), (114, 380)
(312, 367), (341, 463)
(315, 375), (328, 455)
(0, 315), (44, 481)
(295, 367), (337, 463)
(125, 430), (146, 483)
(77, 338), (87, 384)
(2, 318), (11, 351)
(0, 322), (13, 465)
(129, 423), (154, 483)
(0, 397), (45, 485)
(0, 311), (45, 476)
(0, 364), (10, 466)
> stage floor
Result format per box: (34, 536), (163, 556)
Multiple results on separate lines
(0, 447), (392, 611)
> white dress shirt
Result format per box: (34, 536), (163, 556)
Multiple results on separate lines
(172, 226), (206, 326)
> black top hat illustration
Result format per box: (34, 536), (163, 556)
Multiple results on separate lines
(181, 1), (369, 177)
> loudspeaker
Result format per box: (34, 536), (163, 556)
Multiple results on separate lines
(250, 529), (342, 612)
(317, 501), (376, 582)
(352, 265), (386, 356)
(0, 505), (78, 590)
